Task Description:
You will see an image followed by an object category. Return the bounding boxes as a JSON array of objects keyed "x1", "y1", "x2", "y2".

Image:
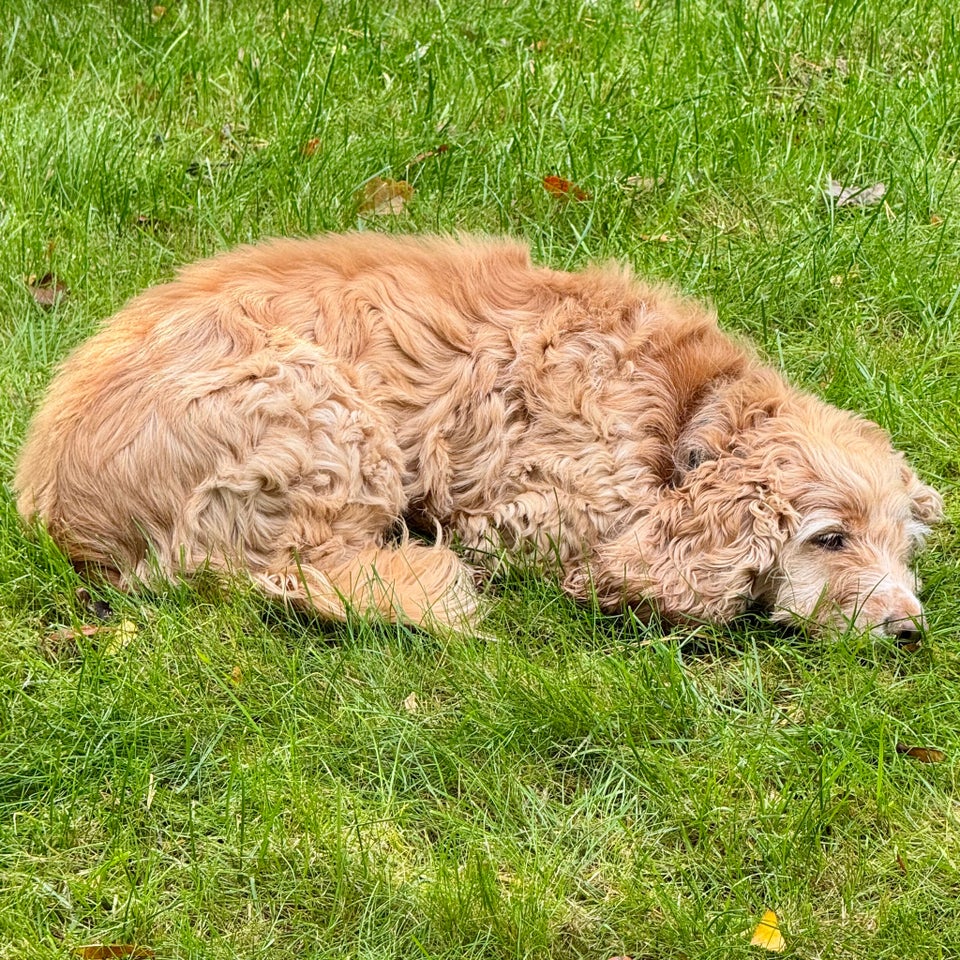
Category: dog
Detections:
[{"x1": 15, "y1": 233, "x2": 942, "y2": 637}]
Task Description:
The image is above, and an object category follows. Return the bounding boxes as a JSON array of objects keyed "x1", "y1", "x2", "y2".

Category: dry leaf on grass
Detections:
[
  {"x1": 74, "y1": 946, "x2": 154, "y2": 960},
  {"x1": 402, "y1": 692, "x2": 419, "y2": 713},
  {"x1": 300, "y1": 137, "x2": 321, "y2": 157},
  {"x1": 42, "y1": 620, "x2": 137, "y2": 661},
  {"x1": 896, "y1": 743, "x2": 946, "y2": 763},
  {"x1": 749, "y1": 909, "x2": 786, "y2": 952},
  {"x1": 150, "y1": 5, "x2": 166, "y2": 22},
  {"x1": 26, "y1": 273, "x2": 69, "y2": 308},
  {"x1": 230, "y1": 665, "x2": 243, "y2": 686},
  {"x1": 358, "y1": 177, "x2": 414, "y2": 217},
  {"x1": 543, "y1": 175, "x2": 590, "y2": 201},
  {"x1": 407, "y1": 144, "x2": 450, "y2": 166},
  {"x1": 827, "y1": 178, "x2": 887, "y2": 208},
  {"x1": 620, "y1": 175, "x2": 666, "y2": 195}
]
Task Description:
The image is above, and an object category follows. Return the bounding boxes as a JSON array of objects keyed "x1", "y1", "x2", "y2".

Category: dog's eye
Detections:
[{"x1": 811, "y1": 531, "x2": 847, "y2": 551}]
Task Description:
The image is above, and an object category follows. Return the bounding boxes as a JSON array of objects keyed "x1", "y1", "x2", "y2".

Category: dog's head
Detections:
[{"x1": 678, "y1": 383, "x2": 943, "y2": 639}]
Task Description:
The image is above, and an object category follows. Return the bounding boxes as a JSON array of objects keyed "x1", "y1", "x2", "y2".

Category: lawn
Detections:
[{"x1": 1, "y1": 0, "x2": 959, "y2": 957}]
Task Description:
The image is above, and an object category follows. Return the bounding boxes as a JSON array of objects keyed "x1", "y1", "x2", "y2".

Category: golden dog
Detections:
[{"x1": 15, "y1": 233, "x2": 942, "y2": 637}]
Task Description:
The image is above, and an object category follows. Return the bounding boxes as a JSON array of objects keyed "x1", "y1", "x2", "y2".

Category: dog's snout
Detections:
[
  {"x1": 878, "y1": 593, "x2": 926, "y2": 646},
  {"x1": 886, "y1": 619, "x2": 923, "y2": 645}
]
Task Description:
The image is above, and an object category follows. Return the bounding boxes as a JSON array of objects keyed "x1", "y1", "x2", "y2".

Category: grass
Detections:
[{"x1": 0, "y1": 0, "x2": 959, "y2": 956}]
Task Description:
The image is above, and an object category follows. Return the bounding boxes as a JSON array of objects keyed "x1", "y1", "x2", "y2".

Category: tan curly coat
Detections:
[{"x1": 15, "y1": 233, "x2": 942, "y2": 637}]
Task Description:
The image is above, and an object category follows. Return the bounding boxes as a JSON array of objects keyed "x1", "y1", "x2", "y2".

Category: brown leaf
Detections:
[
  {"x1": 150, "y1": 5, "x2": 167, "y2": 22},
  {"x1": 358, "y1": 177, "x2": 414, "y2": 217},
  {"x1": 74, "y1": 946, "x2": 155, "y2": 960},
  {"x1": 827, "y1": 178, "x2": 887, "y2": 208},
  {"x1": 402, "y1": 692, "x2": 419, "y2": 713},
  {"x1": 407, "y1": 143, "x2": 450, "y2": 166},
  {"x1": 896, "y1": 852, "x2": 908, "y2": 875},
  {"x1": 65, "y1": 624, "x2": 106, "y2": 640},
  {"x1": 896, "y1": 743, "x2": 946, "y2": 763},
  {"x1": 300, "y1": 137, "x2": 321, "y2": 157},
  {"x1": 543, "y1": 175, "x2": 589, "y2": 201},
  {"x1": 231, "y1": 665, "x2": 243, "y2": 686},
  {"x1": 41, "y1": 621, "x2": 137, "y2": 661},
  {"x1": 26, "y1": 273, "x2": 69, "y2": 308},
  {"x1": 930, "y1": 213, "x2": 944, "y2": 226}
]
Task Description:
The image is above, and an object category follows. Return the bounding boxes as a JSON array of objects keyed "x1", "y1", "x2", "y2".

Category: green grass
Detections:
[{"x1": 1, "y1": 0, "x2": 959, "y2": 957}]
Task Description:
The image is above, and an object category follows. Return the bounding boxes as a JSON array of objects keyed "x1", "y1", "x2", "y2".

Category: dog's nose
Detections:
[{"x1": 881, "y1": 608, "x2": 926, "y2": 646}]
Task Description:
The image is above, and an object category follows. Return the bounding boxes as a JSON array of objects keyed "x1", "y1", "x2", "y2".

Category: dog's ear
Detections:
[
  {"x1": 902, "y1": 465, "x2": 943, "y2": 528},
  {"x1": 673, "y1": 371, "x2": 786, "y2": 484},
  {"x1": 577, "y1": 454, "x2": 798, "y2": 622}
]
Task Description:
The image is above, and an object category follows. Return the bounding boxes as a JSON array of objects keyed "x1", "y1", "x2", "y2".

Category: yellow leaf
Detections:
[
  {"x1": 750, "y1": 909, "x2": 786, "y2": 952},
  {"x1": 102, "y1": 619, "x2": 138, "y2": 655},
  {"x1": 74, "y1": 946, "x2": 154, "y2": 960},
  {"x1": 357, "y1": 177, "x2": 414, "y2": 217}
]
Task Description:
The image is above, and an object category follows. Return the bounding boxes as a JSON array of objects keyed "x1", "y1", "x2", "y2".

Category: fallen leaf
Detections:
[
  {"x1": 750, "y1": 909, "x2": 786, "y2": 952},
  {"x1": 26, "y1": 273, "x2": 69, "y2": 308},
  {"x1": 102, "y1": 619, "x2": 138, "y2": 655},
  {"x1": 231, "y1": 665, "x2": 243, "y2": 685},
  {"x1": 639, "y1": 233, "x2": 674, "y2": 243},
  {"x1": 930, "y1": 213, "x2": 944, "y2": 226},
  {"x1": 300, "y1": 137, "x2": 321, "y2": 157},
  {"x1": 402, "y1": 692, "x2": 419, "y2": 713},
  {"x1": 620, "y1": 175, "x2": 666, "y2": 195},
  {"x1": 543, "y1": 175, "x2": 589, "y2": 201},
  {"x1": 41, "y1": 620, "x2": 137, "y2": 661},
  {"x1": 407, "y1": 144, "x2": 450, "y2": 166},
  {"x1": 151, "y1": 5, "x2": 167, "y2": 22},
  {"x1": 358, "y1": 177, "x2": 414, "y2": 216},
  {"x1": 827, "y1": 177, "x2": 887, "y2": 208},
  {"x1": 896, "y1": 743, "x2": 946, "y2": 763},
  {"x1": 74, "y1": 946, "x2": 155, "y2": 960},
  {"x1": 46, "y1": 624, "x2": 101, "y2": 643}
]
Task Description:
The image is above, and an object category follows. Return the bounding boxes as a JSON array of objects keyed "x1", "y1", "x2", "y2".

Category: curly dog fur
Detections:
[{"x1": 15, "y1": 233, "x2": 942, "y2": 636}]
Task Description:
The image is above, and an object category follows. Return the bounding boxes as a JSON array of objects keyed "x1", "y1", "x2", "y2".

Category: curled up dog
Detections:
[{"x1": 15, "y1": 233, "x2": 942, "y2": 638}]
